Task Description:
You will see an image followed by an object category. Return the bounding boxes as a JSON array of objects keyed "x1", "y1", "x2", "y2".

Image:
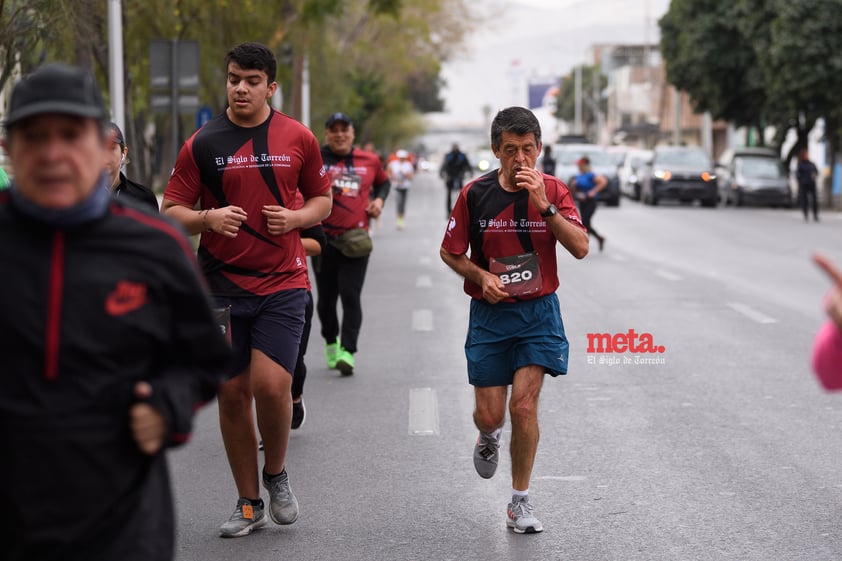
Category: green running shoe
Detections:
[
  {"x1": 325, "y1": 342, "x2": 339, "y2": 369},
  {"x1": 335, "y1": 347, "x2": 355, "y2": 376}
]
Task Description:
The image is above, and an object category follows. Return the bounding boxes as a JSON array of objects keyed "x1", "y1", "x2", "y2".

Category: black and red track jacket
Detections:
[{"x1": 0, "y1": 191, "x2": 230, "y2": 561}]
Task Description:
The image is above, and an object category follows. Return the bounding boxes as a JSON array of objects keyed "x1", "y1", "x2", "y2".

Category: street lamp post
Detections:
[{"x1": 107, "y1": 0, "x2": 125, "y2": 132}]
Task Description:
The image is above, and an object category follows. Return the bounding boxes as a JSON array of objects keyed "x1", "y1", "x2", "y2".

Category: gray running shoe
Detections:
[
  {"x1": 507, "y1": 495, "x2": 543, "y2": 534},
  {"x1": 219, "y1": 498, "x2": 268, "y2": 538},
  {"x1": 263, "y1": 468, "x2": 299, "y2": 524},
  {"x1": 473, "y1": 431, "x2": 500, "y2": 479}
]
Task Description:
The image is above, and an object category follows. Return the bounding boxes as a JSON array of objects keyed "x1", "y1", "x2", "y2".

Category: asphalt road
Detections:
[{"x1": 169, "y1": 171, "x2": 842, "y2": 561}]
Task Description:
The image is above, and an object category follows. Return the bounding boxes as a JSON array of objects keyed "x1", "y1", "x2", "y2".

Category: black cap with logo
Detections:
[{"x1": 325, "y1": 112, "x2": 353, "y2": 128}]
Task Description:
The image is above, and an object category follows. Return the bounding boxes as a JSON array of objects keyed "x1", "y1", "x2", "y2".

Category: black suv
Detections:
[
  {"x1": 715, "y1": 147, "x2": 792, "y2": 207},
  {"x1": 639, "y1": 146, "x2": 717, "y2": 207}
]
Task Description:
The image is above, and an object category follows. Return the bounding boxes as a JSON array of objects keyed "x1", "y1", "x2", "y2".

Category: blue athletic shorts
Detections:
[
  {"x1": 214, "y1": 289, "x2": 307, "y2": 378},
  {"x1": 465, "y1": 293, "x2": 569, "y2": 387}
]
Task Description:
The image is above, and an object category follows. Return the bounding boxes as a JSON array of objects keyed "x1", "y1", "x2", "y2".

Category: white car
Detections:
[{"x1": 618, "y1": 148, "x2": 653, "y2": 201}]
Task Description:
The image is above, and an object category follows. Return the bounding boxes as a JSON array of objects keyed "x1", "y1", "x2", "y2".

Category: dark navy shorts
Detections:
[
  {"x1": 465, "y1": 293, "x2": 569, "y2": 387},
  {"x1": 214, "y1": 289, "x2": 307, "y2": 378}
]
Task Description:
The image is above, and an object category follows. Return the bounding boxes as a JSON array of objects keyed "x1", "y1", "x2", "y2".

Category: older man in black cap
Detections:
[{"x1": 0, "y1": 63, "x2": 229, "y2": 561}]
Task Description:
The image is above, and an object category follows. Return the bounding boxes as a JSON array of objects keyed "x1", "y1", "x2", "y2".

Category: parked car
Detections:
[
  {"x1": 551, "y1": 144, "x2": 621, "y2": 206},
  {"x1": 639, "y1": 146, "x2": 717, "y2": 207},
  {"x1": 605, "y1": 145, "x2": 629, "y2": 168},
  {"x1": 715, "y1": 147, "x2": 792, "y2": 207},
  {"x1": 618, "y1": 148, "x2": 653, "y2": 201}
]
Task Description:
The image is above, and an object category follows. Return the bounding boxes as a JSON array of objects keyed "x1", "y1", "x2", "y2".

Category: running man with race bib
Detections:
[{"x1": 440, "y1": 106, "x2": 588, "y2": 535}]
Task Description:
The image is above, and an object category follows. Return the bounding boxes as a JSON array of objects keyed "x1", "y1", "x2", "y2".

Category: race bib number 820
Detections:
[{"x1": 488, "y1": 252, "x2": 542, "y2": 297}]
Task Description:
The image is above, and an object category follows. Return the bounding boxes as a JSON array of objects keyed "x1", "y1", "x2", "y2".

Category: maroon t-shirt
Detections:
[
  {"x1": 320, "y1": 147, "x2": 389, "y2": 237},
  {"x1": 441, "y1": 170, "x2": 585, "y2": 302},
  {"x1": 165, "y1": 109, "x2": 330, "y2": 296}
]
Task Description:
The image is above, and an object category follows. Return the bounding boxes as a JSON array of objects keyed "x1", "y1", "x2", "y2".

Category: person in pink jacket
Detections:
[{"x1": 812, "y1": 253, "x2": 842, "y2": 390}]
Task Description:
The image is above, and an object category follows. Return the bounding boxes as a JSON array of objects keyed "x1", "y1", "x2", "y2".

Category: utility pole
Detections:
[
  {"x1": 574, "y1": 64, "x2": 582, "y2": 135},
  {"x1": 107, "y1": 0, "x2": 124, "y2": 131},
  {"x1": 593, "y1": 63, "x2": 602, "y2": 144},
  {"x1": 672, "y1": 88, "x2": 681, "y2": 145},
  {"x1": 301, "y1": 54, "x2": 310, "y2": 128}
]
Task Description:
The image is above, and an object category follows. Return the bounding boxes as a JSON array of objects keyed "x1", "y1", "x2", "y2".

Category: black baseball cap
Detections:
[
  {"x1": 4, "y1": 63, "x2": 107, "y2": 127},
  {"x1": 325, "y1": 112, "x2": 353, "y2": 128}
]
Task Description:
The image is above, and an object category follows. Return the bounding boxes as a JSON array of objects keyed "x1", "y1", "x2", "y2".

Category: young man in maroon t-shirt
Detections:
[{"x1": 163, "y1": 42, "x2": 331, "y2": 538}]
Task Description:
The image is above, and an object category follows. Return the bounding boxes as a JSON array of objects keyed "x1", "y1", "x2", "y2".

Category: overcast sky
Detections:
[{"x1": 437, "y1": 0, "x2": 671, "y2": 125}]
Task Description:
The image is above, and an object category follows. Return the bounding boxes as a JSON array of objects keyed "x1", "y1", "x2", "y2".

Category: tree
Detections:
[
  {"x1": 660, "y1": 0, "x2": 842, "y2": 184},
  {"x1": 757, "y1": 0, "x2": 842, "y2": 198},
  {"x1": 659, "y1": 0, "x2": 766, "y2": 143},
  {"x1": 0, "y1": 0, "x2": 71, "y2": 92},
  {"x1": 2, "y1": 0, "x2": 478, "y2": 188},
  {"x1": 554, "y1": 64, "x2": 606, "y2": 142},
  {"x1": 760, "y1": 1, "x2": 842, "y2": 145}
]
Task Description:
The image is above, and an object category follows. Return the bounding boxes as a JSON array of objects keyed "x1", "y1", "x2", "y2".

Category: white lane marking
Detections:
[
  {"x1": 412, "y1": 309, "x2": 433, "y2": 331},
  {"x1": 416, "y1": 275, "x2": 432, "y2": 288},
  {"x1": 408, "y1": 387, "x2": 439, "y2": 435},
  {"x1": 655, "y1": 268, "x2": 682, "y2": 281},
  {"x1": 727, "y1": 302, "x2": 777, "y2": 324},
  {"x1": 419, "y1": 256, "x2": 432, "y2": 265},
  {"x1": 609, "y1": 253, "x2": 629, "y2": 262},
  {"x1": 533, "y1": 475, "x2": 587, "y2": 482}
]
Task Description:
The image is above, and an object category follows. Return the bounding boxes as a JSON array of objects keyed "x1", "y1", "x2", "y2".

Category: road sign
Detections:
[
  {"x1": 196, "y1": 105, "x2": 213, "y2": 129},
  {"x1": 149, "y1": 39, "x2": 199, "y2": 115},
  {"x1": 149, "y1": 40, "x2": 199, "y2": 92},
  {"x1": 150, "y1": 94, "x2": 200, "y2": 114},
  {"x1": 150, "y1": 39, "x2": 200, "y2": 166}
]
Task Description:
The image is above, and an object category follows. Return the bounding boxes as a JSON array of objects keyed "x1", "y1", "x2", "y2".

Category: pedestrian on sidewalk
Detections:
[
  {"x1": 440, "y1": 106, "x2": 588, "y2": 534},
  {"x1": 162, "y1": 42, "x2": 332, "y2": 538},
  {"x1": 0, "y1": 62, "x2": 229, "y2": 560},
  {"x1": 796, "y1": 148, "x2": 819, "y2": 222}
]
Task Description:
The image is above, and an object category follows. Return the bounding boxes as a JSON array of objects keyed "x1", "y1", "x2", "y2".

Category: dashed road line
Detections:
[
  {"x1": 655, "y1": 268, "x2": 682, "y2": 281},
  {"x1": 412, "y1": 309, "x2": 433, "y2": 331},
  {"x1": 727, "y1": 302, "x2": 777, "y2": 324},
  {"x1": 408, "y1": 387, "x2": 439, "y2": 435}
]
